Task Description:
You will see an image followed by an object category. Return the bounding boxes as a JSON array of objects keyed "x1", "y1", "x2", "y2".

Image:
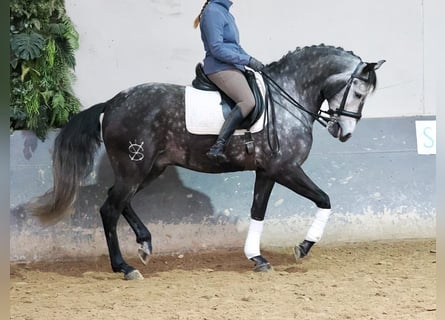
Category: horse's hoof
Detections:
[
  {"x1": 250, "y1": 255, "x2": 272, "y2": 272},
  {"x1": 124, "y1": 269, "x2": 144, "y2": 280},
  {"x1": 138, "y1": 242, "x2": 151, "y2": 265},
  {"x1": 293, "y1": 245, "x2": 304, "y2": 260}
]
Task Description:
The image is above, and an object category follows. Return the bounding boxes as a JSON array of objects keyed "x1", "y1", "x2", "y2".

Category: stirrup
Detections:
[{"x1": 206, "y1": 140, "x2": 228, "y2": 162}]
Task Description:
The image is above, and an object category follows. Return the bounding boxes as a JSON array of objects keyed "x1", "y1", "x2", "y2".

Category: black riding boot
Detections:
[{"x1": 206, "y1": 106, "x2": 244, "y2": 162}]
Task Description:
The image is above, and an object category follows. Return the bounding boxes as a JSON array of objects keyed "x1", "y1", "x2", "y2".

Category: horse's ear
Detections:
[
  {"x1": 363, "y1": 60, "x2": 386, "y2": 73},
  {"x1": 373, "y1": 60, "x2": 386, "y2": 70}
]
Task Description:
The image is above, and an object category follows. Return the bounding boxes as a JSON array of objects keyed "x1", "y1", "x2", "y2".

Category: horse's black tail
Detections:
[{"x1": 30, "y1": 102, "x2": 107, "y2": 224}]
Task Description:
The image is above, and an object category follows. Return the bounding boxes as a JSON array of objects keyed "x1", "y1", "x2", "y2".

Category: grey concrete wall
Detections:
[{"x1": 10, "y1": 116, "x2": 435, "y2": 262}]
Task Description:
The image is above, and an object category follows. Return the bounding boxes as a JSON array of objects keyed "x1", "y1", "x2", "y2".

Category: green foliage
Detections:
[
  {"x1": 10, "y1": 0, "x2": 81, "y2": 140},
  {"x1": 10, "y1": 31, "x2": 45, "y2": 61}
]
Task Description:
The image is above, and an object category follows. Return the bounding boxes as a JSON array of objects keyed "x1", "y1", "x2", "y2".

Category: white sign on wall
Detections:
[{"x1": 415, "y1": 121, "x2": 436, "y2": 155}]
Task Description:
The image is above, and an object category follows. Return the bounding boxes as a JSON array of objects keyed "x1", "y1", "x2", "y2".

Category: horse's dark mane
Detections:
[
  {"x1": 268, "y1": 44, "x2": 377, "y2": 91},
  {"x1": 269, "y1": 44, "x2": 362, "y2": 68}
]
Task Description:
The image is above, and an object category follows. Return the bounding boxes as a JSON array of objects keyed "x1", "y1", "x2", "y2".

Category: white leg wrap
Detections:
[
  {"x1": 244, "y1": 219, "x2": 264, "y2": 259},
  {"x1": 305, "y1": 208, "x2": 331, "y2": 242}
]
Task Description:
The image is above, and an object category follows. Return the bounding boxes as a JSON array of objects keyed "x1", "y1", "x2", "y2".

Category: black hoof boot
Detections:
[
  {"x1": 250, "y1": 255, "x2": 271, "y2": 272},
  {"x1": 294, "y1": 240, "x2": 315, "y2": 259},
  {"x1": 206, "y1": 139, "x2": 228, "y2": 162}
]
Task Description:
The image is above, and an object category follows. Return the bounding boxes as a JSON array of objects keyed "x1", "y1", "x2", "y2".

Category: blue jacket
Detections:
[{"x1": 200, "y1": 0, "x2": 251, "y2": 74}]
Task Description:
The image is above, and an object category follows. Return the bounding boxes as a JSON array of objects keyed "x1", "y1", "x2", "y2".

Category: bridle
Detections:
[
  {"x1": 321, "y1": 62, "x2": 369, "y2": 121},
  {"x1": 261, "y1": 61, "x2": 369, "y2": 128}
]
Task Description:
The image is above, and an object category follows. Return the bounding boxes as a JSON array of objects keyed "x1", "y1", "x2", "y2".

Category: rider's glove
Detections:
[{"x1": 248, "y1": 57, "x2": 264, "y2": 72}]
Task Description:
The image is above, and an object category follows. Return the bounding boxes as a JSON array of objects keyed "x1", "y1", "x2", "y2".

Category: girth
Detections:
[{"x1": 191, "y1": 63, "x2": 265, "y2": 129}]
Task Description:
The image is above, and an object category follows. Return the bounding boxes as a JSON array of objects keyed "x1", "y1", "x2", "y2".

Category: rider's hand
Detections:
[{"x1": 248, "y1": 57, "x2": 264, "y2": 72}]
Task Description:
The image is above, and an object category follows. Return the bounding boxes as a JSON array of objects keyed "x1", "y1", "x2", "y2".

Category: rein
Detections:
[
  {"x1": 260, "y1": 61, "x2": 366, "y2": 128},
  {"x1": 261, "y1": 72, "x2": 331, "y2": 128}
]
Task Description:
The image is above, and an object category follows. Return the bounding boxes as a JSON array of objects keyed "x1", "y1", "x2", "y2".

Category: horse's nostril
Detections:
[{"x1": 340, "y1": 133, "x2": 352, "y2": 142}]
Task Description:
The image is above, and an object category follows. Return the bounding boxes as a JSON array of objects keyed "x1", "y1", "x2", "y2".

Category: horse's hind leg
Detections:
[
  {"x1": 100, "y1": 181, "x2": 143, "y2": 280},
  {"x1": 122, "y1": 203, "x2": 152, "y2": 265},
  {"x1": 120, "y1": 166, "x2": 166, "y2": 265},
  {"x1": 245, "y1": 170, "x2": 276, "y2": 272}
]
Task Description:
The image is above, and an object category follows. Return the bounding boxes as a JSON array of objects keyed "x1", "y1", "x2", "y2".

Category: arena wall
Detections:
[
  {"x1": 10, "y1": 116, "x2": 435, "y2": 261},
  {"x1": 65, "y1": 0, "x2": 439, "y2": 117}
]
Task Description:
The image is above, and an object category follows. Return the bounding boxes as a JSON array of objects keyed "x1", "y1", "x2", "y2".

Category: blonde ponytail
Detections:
[{"x1": 193, "y1": 0, "x2": 210, "y2": 29}]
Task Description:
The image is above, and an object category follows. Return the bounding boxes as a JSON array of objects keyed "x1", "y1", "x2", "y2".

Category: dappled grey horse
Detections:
[{"x1": 33, "y1": 45, "x2": 384, "y2": 280}]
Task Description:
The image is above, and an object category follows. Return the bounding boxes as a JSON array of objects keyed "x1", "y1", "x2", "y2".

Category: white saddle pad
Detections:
[{"x1": 185, "y1": 71, "x2": 267, "y2": 135}]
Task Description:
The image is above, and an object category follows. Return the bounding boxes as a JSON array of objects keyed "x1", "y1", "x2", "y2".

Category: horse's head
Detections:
[{"x1": 323, "y1": 60, "x2": 385, "y2": 142}]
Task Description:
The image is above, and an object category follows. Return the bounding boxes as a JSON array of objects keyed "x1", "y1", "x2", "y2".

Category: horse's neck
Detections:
[{"x1": 264, "y1": 67, "x2": 324, "y2": 120}]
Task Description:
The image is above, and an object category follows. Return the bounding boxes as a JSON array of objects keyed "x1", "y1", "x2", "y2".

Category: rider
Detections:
[{"x1": 194, "y1": 0, "x2": 264, "y2": 162}]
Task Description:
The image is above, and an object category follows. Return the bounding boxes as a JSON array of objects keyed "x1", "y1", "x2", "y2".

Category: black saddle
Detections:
[{"x1": 191, "y1": 63, "x2": 265, "y2": 129}]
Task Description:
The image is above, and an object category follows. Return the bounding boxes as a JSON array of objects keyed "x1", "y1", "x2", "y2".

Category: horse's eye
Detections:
[{"x1": 354, "y1": 93, "x2": 363, "y2": 99}]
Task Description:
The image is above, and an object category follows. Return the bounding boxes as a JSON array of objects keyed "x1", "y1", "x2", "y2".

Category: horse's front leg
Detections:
[
  {"x1": 293, "y1": 208, "x2": 331, "y2": 259},
  {"x1": 273, "y1": 165, "x2": 332, "y2": 260},
  {"x1": 245, "y1": 170, "x2": 275, "y2": 272}
]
